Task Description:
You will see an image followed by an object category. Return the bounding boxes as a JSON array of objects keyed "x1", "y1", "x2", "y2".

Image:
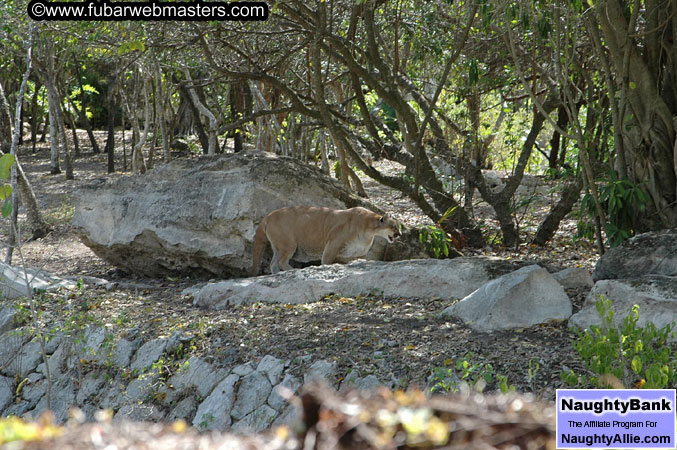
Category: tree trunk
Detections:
[
  {"x1": 177, "y1": 82, "x2": 210, "y2": 153},
  {"x1": 594, "y1": 0, "x2": 677, "y2": 226},
  {"x1": 154, "y1": 59, "x2": 170, "y2": 163},
  {"x1": 533, "y1": 173, "x2": 583, "y2": 245},
  {"x1": 105, "y1": 77, "x2": 117, "y2": 173},
  {"x1": 0, "y1": 69, "x2": 50, "y2": 241}
]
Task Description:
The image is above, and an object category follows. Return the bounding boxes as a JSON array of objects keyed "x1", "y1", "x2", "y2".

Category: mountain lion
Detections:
[{"x1": 251, "y1": 206, "x2": 400, "y2": 276}]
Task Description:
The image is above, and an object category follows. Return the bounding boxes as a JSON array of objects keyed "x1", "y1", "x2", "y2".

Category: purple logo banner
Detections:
[{"x1": 557, "y1": 389, "x2": 676, "y2": 449}]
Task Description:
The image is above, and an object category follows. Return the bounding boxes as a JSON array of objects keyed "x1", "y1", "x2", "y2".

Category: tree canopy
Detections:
[{"x1": 1, "y1": 0, "x2": 676, "y2": 251}]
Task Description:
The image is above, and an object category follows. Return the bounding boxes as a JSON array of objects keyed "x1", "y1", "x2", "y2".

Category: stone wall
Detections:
[{"x1": 0, "y1": 320, "x2": 374, "y2": 431}]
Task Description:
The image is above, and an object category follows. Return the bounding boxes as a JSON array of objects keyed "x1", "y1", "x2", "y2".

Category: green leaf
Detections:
[
  {"x1": 0, "y1": 154, "x2": 15, "y2": 180},
  {"x1": 0, "y1": 184, "x2": 12, "y2": 201},
  {"x1": 2, "y1": 199, "x2": 12, "y2": 218}
]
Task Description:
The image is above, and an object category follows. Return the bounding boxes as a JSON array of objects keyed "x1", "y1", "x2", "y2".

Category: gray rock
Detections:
[
  {"x1": 483, "y1": 170, "x2": 505, "y2": 193},
  {"x1": 37, "y1": 342, "x2": 70, "y2": 377},
  {"x1": 552, "y1": 268, "x2": 594, "y2": 289},
  {"x1": 569, "y1": 276, "x2": 677, "y2": 341},
  {"x1": 43, "y1": 333, "x2": 62, "y2": 354},
  {"x1": 114, "y1": 403, "x2": 165, "y2": 422},
  {"x1": 22, "y1": 378, "x2": 47, "y2": 408},
  {"x1": 232, "y1": 363, "x2": 255, "y2": 377},
  {"x1": 231, "y1": 404, "x2": 278, "y2": 433},
  {"x1": 0, "y1": 307, "x2": 18, "y2": 334},
  {"x1": 98, "y1": 382, "x2": 126, "y2": 411},
  {"x1": 340, "y1": 374, "x2": 382, "y2": 392},
  {"x1": 271, "y1": 404, "x2": 301, "y2": 428},
  {"x1": 125, "y1": 374, "x2": 159, "y2": 403},
  {"x1": 593, "y1": 228, "x2": 677, "y2": 281},
  {"x1": 0, "y1": 262, "x2": 77, "y2": 299},
  {"x1": 33, "y1": 377, "x2": 77, "y2": 423},
  {"x1": 3, "y1": 338, "x2": 43, "y2": 378},
  {"x1": 191, "y1": 257, "x2": 531, "y2": 310},
  {"x1": 231, "y1": 370, "x2": 272, "y2": 421},
  {"x1": 268, "y1": 374, "x2": 301, "y2": 412},
  {"x1": 440, "y1": 265, "x2": 572, "y2": 332},
  {"x1": 4, "y1": 400, "x2": 30, "y2": 417},
  {"x1": 257, "y1": 355, "x2": 285, "y2": 386},
  {"x1": 72, "y1": 151, "x2": 380, "y2": 278},
  {"x1": 168, "y1": 396, "x2": 198, "y2": 422},
  {"x1": 76, "y1": 371, "x2": 107, "y2": 405},
  {"x1": 77, "y1": 326, "x2": 109, "y2": 363},
  {"x1": 130, "y1": 338, "x2": 168, "y2": 371},
  {"x1": 112, "y1": 338, "x2": 138, "y2": 367},
  {"x1": 304, "y1": 360, "x2": 338, "y2": 387},
  {"x1": 193, "y1": 374, "x2": 239, "y2": 431},
  {"x1": 0, "y1": 375, "x2": 15, "y2": 411},
  {"x1": 167, "y1": 356, "x2": 227, "y2": 400},
  {"x1": 0, "y1": 329, "x2": 30, "y2": 377}
]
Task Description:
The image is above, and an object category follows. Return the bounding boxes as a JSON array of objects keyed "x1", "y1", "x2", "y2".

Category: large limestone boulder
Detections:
[
  {"x1": 187, "y1": 257, "x2": 532, "y2": 310},
  {"x1": 593, "y1": 228, "x2": 677, "y2": 281},
  {"x1": 569, "y1": 276, "x2": 677, "y2": 340},
  {"x1": 73, "y1": 152, "x2": 425, "y2": 278},
  {"x1": 439, "y1": 265, "x2": 572, "y2": 332}
]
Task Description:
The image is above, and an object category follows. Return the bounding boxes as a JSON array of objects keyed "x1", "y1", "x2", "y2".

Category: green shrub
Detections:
[
  {"x1": 418, "y1": 225, "x2": 452, "y2": 259},
  {"x1": 577, "y1": 170, "x2": 649, "y2": 247},
  {"x1": 562, "y1": 296, "x2": 677, "y2": 388},
  {"x1": 429, "y1": 353, "x2": 514, "y2": 394}
]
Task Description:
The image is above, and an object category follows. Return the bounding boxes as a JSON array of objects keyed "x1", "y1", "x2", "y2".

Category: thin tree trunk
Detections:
[
  {"x1": 105, "y1": 78, "x2": 117, "y2": 173},
  {"x1": 154, "y1": 59, "x2": 170, "y2": 163}
]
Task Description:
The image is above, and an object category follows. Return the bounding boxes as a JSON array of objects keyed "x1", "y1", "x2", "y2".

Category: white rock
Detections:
[
  {"x1": 0, "y1": 262, "x2": 77, "y2": 299},
  {"x1": 440, "y1": 265, "x2": 572, "y2": 332},
  {"x1": 569, "y1": 276, "x2": 677, "y2": 341},
  {"x1": 552, "y1": 268, "x2": 594, "y2": 289},
  {"x1": 72, "y1": 151, "x2": 377, "y2": 278},
  {"x1": 191, "y1": 257, "x2": 529, "y2": 310}
]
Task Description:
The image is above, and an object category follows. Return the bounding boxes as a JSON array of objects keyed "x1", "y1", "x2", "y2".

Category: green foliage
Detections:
[
  {"x1": 418, "y1": 225, "x2": 451, "y2": 258},
  {"x1": 429, "y1": 353, "x2": 514, "y2": 394},
  {"x1": 562, "y1": 296, "x2": 677, "y2": 389},
  {"x1": 0, "y1": 154, "x2": 15, "y2": 218},
  {"x1": 577, "y1": 170, "x2": 649, "y2": 247},
  {"x1": 418, "y1": 207, "x2": 457, "y2": 259}
]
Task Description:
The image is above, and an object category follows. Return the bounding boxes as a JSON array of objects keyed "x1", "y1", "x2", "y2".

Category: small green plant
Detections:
[
  {"x1": 577, "y1": 170, "x2": 649, "y2": 247},
  {"x1": 429, "y1": 353, "x2": 513, "y2": 394},
  {"x1": 562, "y1": 296, "x2": 677, "y2": 388},
  {"x1": 418, "y1": 206, "x2": 457, "y2": 259},
  {"x1": 419, "y1": 225, "x2": 452, "y2": 258}
]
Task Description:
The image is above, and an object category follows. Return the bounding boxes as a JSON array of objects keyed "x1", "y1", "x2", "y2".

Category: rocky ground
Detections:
[{"x1": 3, "y1": 132, "x2": 600, "y2": 404}]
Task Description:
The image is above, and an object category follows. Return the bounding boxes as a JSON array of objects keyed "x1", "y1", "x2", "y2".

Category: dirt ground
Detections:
[{"x1": 3, "y1": 131, "x2": 600, "y2": 401}]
